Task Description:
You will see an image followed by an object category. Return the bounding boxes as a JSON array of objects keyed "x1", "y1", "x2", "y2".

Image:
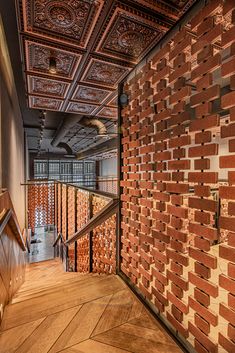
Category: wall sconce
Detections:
[{"x1": 49, "y1": 57, "x2": 57, "y2": 74}]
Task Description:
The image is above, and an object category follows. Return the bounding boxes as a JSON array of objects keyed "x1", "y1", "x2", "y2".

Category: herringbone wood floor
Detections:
[{"x1": 0, "y1": 260, "x2": 183, "y2": 353}]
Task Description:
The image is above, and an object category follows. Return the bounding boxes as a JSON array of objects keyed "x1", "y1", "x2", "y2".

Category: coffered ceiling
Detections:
[
  {"x1": 17, "y1": 0, "x2": 196, "y2": 122},
  {"x1": 0, "y1": 0, "x2": 197, "y2": 158}
]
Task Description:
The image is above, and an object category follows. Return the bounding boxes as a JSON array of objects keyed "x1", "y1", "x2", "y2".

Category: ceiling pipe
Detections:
[
  {"x1": 78, "y1": 117, "x2": 107, "y2": 136},
  {"x1": 51, "y1": 114, "x2": 83, "y2": 147},
  {"x1": 57, "y1": 142, "x2": 75, "y2": 156},
  {"x1": 76, "y1": 137, "x2": 118, "y2": 160}
]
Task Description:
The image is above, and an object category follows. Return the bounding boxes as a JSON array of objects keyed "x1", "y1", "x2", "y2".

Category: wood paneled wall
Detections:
[
  {"x1": 120, "y1": 1, "x2": 235, "y2": 352},
  {"x1": 0, "y1": 191, "x2": 26, "y2": 322}
]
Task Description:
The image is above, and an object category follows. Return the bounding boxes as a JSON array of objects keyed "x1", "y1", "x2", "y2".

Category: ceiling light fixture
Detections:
[{"x1": 49, "y1": 57, "x2": 57, "y2": 74}]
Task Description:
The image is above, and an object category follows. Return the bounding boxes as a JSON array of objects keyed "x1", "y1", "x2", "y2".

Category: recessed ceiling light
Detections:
[{"x1": 49, "y1": 57, "x2": 57, "y2": 74}]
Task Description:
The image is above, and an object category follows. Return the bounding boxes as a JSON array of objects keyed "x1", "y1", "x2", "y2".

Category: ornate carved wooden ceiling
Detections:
[{"x1": 17, "y1": 0, "x2": 196, "y2": 121}]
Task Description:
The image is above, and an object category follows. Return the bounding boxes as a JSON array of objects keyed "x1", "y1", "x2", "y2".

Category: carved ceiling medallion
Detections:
[
  {"x1": 82, "y1": 59, "x2": 130, "y2": 87},
  {"x1": 25, "y1": 40, "x2": 81, "y2": 79},
  {"x1": 98, "y1": 13, "x2": 162, "y2": 61},
  {"x1": 72, "y1": 85, "x2": 111, "y2": 104},
  {"x1": 29, "y1": 96, "x2": 63, "y2": 110},
  {"x1": 22, "y1": 0, "x2": 104, "y2": 47},
  {"x1": 28, "y1": 76, "x2": 69, "y2": 98},
  {"x1": 66, "y1": 102, "x2": 98, "y2": 114}
]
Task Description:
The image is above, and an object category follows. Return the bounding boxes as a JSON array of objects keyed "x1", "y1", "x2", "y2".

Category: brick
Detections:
[
  {"x1": 192, "y1": 24, "x2": 222, "y2": 55},
  {"x1": 221, "y1": 123, "x2": 235, "y2": 138},
  {"x1": 189, "y1": 272, "x2": 218, "y2": 298},
  {"x1": 169, "y1": 36, "x2": 192, "y2": 61},
  {"x1": 169, "y1": 86, "x2": 191, "y2": 105},
  {"x1": 195, "y1": 288, "x2": 210, "y2": 307},
  {"x1": 194, "y1": 210, "x2": 211, "y2": 225},
  {"x1": 189, "y1": 296, "x2": 218, "y2": 327},
  {"x1": 166, "y1": 248, "x2": 188, "y2": 266},
  {"x1": 172, "y1": 304, "x2": 183, "y2": 322},
  {"x1": 220, "y1": 303, "x2": 235, "y2": 326},
  {"x1": 189, "y1": 144, "x2": 218, "y2": 158},
  {"x1": 151, "y1": 43, "x2": 170, "y2": 67},
  {"x1": 188, "y1": 322, "x2": 218, "y2": 353},
  {"x1": 190, "y1": 85, "x2": 220, "y2": 107},
  {"x1": 189, "y1": 247, "x2": 217, "y2": 269},
  {"x1": 167, "y1": 226, "x2": 187, "y2": 242},
  {"x1": 197, "y1": 16, "x2": 214, "y2": 37},
  {"x1": 172, "y1": 172, "x2": 184, "y2": 182},
  {"x1": 219, "y1": 245, "x2": 235, "y2": 262},
  {"x1": 188, "y1": 197, "x2": 217, "y2": 213},
  {"x1": 167, "y1": 204, "x2": 188, "y2": 218},
  {"x1": 168, "y1": 135, "x2": 191, "y2": 148},
  {"x1": 219, "y1": 216, "x2": 235, "y2": 232},
  {"x1": 222, "y1": 56, "x2": 235, "y2": 78},
  {"x1": 166, "y1": 312, "x2": 189, "y2": 338},
  {"x1": 189, "y1": 115, "x2": 219, "y2": 132},
  {"x1": 195, "y1": 261, "x2": 211, "y2": 279},
  {"x1": 228, "y1": 232, "x2": 235, "y2": 247},
  {"x1": 196, "y1": 73, "x2": 213, "y2": 92},
  {"x1": 168, "y1": 160, "x2": 190, "y2": 170},
  {"x1": 195, "y1": 131, "x2": 212, "y2": 144},
  {"x1": 221, "y1": 91, "x2": 235, "y2": 109},
  {"x1": 166, "y1": 183, "x2": 189, "y2": 194},
  {"x1": 167, "y1": 291, "x2": 188, "y2": 314},
  {"x1": 169, "y1": 62, "x2": 191, "y2": 83},
  {"x1": 194, "y1": 314, "x2": 210, "y2": 335},
  {"x1": 229, "y1": 139, "x2": 235, "y2": 152},
  {"x1": 194, "y1": 339, "x2": 210, "y2": 353},
  {"x1": 219, "y1": 275, "x2": 235, "y2": 295},
  {"x1": 173, "y1": 148, "x2": 186, "y2": 159},
  {"x1": 192, "y1": 53, "x2": 220, "y2": 82},
  {"x1": 190, "y1": 0, "x2": 221, "y2": 29},
  {"x1": 228, "y1": 202, "x2": 235, "y2": 216},
  {"x1": 189, "y1": 222, "x2": 218, "y2": 241},
  {"x1": 220, "y1": 155, "x2": 235, "y2": 168},
  {"x1": 220, "y1": 186, "x2": 235, "y2": 200},
  {"x1": 188, "y1": 172, "x2": 218, "y2": 184},
  {"x1": 194, "y1": 159, "x2": 210, "y2": 170},
  {"x1": 228, "y1": 323, "x2": 235, "y2": 343},
  {"x1": 194, "y1": 185, "x2": 211, "y2": 197},
  {"x1": 194, "y1": 236, "x2": 210, "y2": 252},
  {"x1": 219, "y1": 333, "x2": 235, "y2": 353},
  {"x1": 222, "y1": 25, "x2": 235, "y2": 48},
  {"x1": 171, "y1": 195, "x2": 183, "y2": 206}
]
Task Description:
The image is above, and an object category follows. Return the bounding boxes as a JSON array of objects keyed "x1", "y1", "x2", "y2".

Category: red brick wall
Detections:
[{"x1": 120, "y1": 1, "x2": 235, "y2": 352}]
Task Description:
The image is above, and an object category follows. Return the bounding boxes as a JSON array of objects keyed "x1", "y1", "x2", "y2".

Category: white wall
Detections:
[
  {"x1": 99, "y1": 157, "x2": 117, "y2": 177},
  {"x1": 0, "y1": 17, "x2": 26, "y2": 229}
]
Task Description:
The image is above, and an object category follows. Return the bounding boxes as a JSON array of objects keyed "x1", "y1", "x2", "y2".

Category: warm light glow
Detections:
[{"x1": 49, "y1": 57, "x2": 57, "y2": 74}]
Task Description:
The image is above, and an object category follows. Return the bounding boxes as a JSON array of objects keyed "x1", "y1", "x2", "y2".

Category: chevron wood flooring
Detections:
[{"x1": 0, "y1": 260, "x2": 183, "y2": 353}]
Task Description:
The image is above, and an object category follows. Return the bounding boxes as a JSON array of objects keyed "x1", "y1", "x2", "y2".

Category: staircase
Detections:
[{"x1": 0, "y1": 259, "x2": 183, "y2": 353}]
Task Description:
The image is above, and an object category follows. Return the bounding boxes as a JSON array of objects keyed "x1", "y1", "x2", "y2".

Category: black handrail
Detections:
[{"x1": 0, "y1": 209, "x2": 26, "y2": 251}]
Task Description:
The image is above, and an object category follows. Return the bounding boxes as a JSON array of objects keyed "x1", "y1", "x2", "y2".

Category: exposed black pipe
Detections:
[{"x1": 51, "y1": 114, "x2": 83, "y2": 147}]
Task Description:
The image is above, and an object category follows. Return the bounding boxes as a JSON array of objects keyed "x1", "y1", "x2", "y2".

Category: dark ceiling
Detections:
[{"x1": 0, "y1": 0, "x2": 197, "y2": 157}]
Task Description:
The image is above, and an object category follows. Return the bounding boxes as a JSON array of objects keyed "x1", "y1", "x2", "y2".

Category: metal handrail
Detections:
[{"x1": 0, "y1": 209, "x2": 26, "y2": 251}]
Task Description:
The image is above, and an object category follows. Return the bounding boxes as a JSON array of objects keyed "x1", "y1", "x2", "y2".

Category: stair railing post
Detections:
[
  {"x1": 74, "y1": 187, "x2": 78, "y2": 272},
  {"x1": 89, "y1": 192, "x2": 93, "y2": 273},
  {"x1": 65, "y1": 184, "x2": 69, "y2": 271}
]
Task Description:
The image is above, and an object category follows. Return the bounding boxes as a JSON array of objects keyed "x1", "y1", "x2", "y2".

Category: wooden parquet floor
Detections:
[{"x1": 0, "y1": 260, "x2": 183, "y2": 353}]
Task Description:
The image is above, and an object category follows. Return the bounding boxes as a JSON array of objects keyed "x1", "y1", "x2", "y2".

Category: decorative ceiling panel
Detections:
[
  {"x1": 97, "y1": 107, "x2": 118, "y2": 119},
  {"x1": 107, "y1": 95, "x2": 118, "y2": 107},
  {"x1": 66, "y1": 102, "x2": 98, "y2": 115},
  {"x1": 95, "y1": 8, "x2": 164, "y2": 63},
  {"x1": 133, "y1": 0, "x2": 196, "y2": 20},
  {"x1": 28, "y1": 76, "x2": 70, "y2": 98},
  {"x1": 81, "y1": 58, "x2": 130, "y2": 88},
  {"x1": 14, "y1": 0, "x2": 197, "y2": 152},
  {"x1": 29, "y1": 96, "x2": 63, "y2": 111},
  {"x1": 25, "y1": 40, "x2": 81, "y2": 79},
  {"x1": 21, "y1": 0, "x2": 104, "y2": 48},
  {"x1": 72, "y1": 85, "x2": 111, "y2": 104}
]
